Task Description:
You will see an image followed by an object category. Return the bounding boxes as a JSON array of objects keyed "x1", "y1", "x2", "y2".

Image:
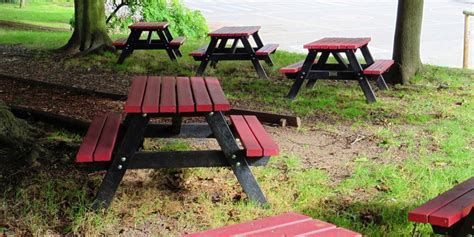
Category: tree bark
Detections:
[
  {"x1": 390, "y1": 0, "x2": 424, "y2": 84},
  {"x1": 19, "y1": 0, "x2": 26, "y2": 8},
  {"x1": 60, "y1": 0, "x2": 114, "y2": 55}
]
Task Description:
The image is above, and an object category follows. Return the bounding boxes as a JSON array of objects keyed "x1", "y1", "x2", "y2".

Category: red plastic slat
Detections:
[
  {"x1": 408, "y1": 177, "x2": 474, "y2": 223},
  {"x1": 205, "y1": 77, "x2": 231, "y2": 111},
  {"x1": 160, "y1": 76, "x2": 177, "y2": 113},
  {"x1": 129, "y1": 22, "x2": 169, "y2": 30},
  {"x1": 244, "y1": 116, "x2": 279, "y2": 156},
  {"x1": 230, "y1": 115, "x2": 263, "y2": 157},
  {"x1": 142, "y1": 76, "x2": 161, "y2": 113},
  {"x1": 429, "y1": 190, "x2": 474, "y2": 227},
  {"x1": 177, "y1": 77, "x2": 195, "y2": 113},
  {"x1": 76, "y1": 114, "x2": 107, "y2": 163},
  {"x1": 93, "y1": 113, "x2": 122, "y2": 162},
  {"x1": 244, "y1": 219, "x2": 335, "y2": 237},
  {"x1": 189, "y1": 46, "x2": 207, "y2": 57},
  {"x1": 304, "y1": 37, "x2": 371, "y2": 50},
  {"x1": 305, "y1": 228, "x2": 363, "y2": 237},
  {"x1": 363, "y1": 60, "x2": 395, "y2": 75},
  {"x1": 125, "y1": 76, "x2": 147, "y2": 113},
  {"x1": 279, "y1": 61, "x2": 305, "y2": 74},
  {"x1": 255, "y1": 44, "x2": 279, "y2": 56},
  {"x1": 184, "y1": 212, "x2": 312, "y2": 237},
  {"x1": 190, "y1": 77, "x2": 213, "y2": 112},
  {"x1": 209, "y1": 26, "x2": 261, "y2": 37},
  {"x1": 113, "y1": 38, "x2": 127, "y2": 47},
  {"x1": 170, "y1": 36, "x2": 186, "y2": 46}
]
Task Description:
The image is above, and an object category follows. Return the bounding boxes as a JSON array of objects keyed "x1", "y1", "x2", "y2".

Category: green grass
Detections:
[
  {"x1": 1, "y1": 2, "x2": 473, "y2": 236},
  {"x1": 0, "y1": 2, "x2": 73, "y2": 29}
]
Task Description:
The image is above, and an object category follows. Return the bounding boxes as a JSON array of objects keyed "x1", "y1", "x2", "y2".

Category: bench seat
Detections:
[
  {"x1": 408, "y1": 177, "x2": 474, "y2": 234},
  {"x1": 76, "y1": 113, "x2": 122, "y2": 163},
  {"x1": 255, "y1": 44, "x2": 279, "y2": 56},
  {"x1": 113, "y1": 38, "x2": 127, "y2": 49},
  {"x1": 230, "y1": 115, "x2": 278, "y2": 157},
  {"x1": 170, "y1": 36, "x2": 186, "y2": 46},
  {"x1": 189, "y1": 46, "x2": 208, "y2": 57},
  {"x1": 363, "y1": 59, "x2": 395, "y2": 75},
  {"x1": 279, "y1": 60, "x2": 318, "y2": 74},
  {"x1": 185, "y1": 212, "x2": 362, "y2": 237}
]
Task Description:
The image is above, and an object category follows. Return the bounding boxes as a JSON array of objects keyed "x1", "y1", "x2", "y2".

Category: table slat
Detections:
[
  {"x1": 176, "y1": 77, "x2": 195, "y2": 113},
  {"x1": 129, "y1": 22, "x2": 169, "y2": 30},
  {"x1": 125, "y1": 76, "x2": 147, "y2": 113},
  {"x1": 205, "y1": 77, "x2": 231, "y2": 111},
  {"x1": 244, "y1": 116, "x2": 279, "y2": 156},
  {"x1": 142, "y1": 76, "x2": 161, "y2": 113},
  {"x1": 94, "y1": 113, "x2": 122, "y2": 162},
  {"x1": 76, "y1": 114, "x2": 107, "y2": 163},
  {"x1": 304, "y1": 37, "x2": 371, "y2": 50},
  {"x1": 429, "y1": 189, "x2": 474, "y2": 227},
  {"x1": 209, "y1": 26, "x2": 261, "y2": 37},
  {"x1": 230, "y1": 115, "x2": 263, "y2": 157},
  {"x1": 244, "y1": 219, "x2": 335, "y2": 237},
  {"x1": 190, "y1": 77, "x2": 213, "y2": 112},
  {"x1": 160, "y1": 76, "x2": 177, "y2": 113}
]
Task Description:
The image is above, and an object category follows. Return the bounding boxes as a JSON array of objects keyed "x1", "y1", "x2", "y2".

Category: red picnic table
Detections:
[
  {"x1": 76, "y1": 76, "x2": 279, "y2": 209},
  {"x1": 113, "y1": 22, "x2": 186, "y2": 64},
  {"x1": 190, "y1": 26, "x2": 279, "y2": 79},
  {"x1": 280, "y1": 37, "x2": 394, "y2": 103}
]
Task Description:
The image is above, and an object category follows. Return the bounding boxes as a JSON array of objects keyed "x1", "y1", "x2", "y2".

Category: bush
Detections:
[{"x1": 107, "y1": 0, "x2": 208, "y2": 39}]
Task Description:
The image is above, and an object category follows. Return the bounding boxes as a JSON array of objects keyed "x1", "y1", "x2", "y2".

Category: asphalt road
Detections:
[{"x1": 184, "y1": 0, "x2": 474, "y2": 68}]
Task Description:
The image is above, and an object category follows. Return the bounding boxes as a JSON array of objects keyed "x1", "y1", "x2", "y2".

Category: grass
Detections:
[{"x1": 1, "y1": 2, "x2": 473, "y2": 236}]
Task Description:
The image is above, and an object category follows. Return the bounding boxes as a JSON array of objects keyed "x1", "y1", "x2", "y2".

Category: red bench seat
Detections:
[
  {"x1": 279, "y1": 60, "x2": 318, "y2": 74},
  {"x1": 255, "y1": 44, "x2": 279, "y2": 56},
  {"x1": 170, "y1": 37, "x2": 186, "y2": 46},
  {"x1": 184, "y1": 212, "x2": 362, "y2": 237},
  {"x1": 408, "y1": 177, "x2": 474, "y2": 234},
  {"x1": 363, "y1": 59, "x2": 395, "y2": 75},
  {"x1": 76, "y1": 113, "x2": 122, "y2": 163},
  {"x1": 189, "y1": 46, "x2": 207, "y2": 57},
  {"x1": 113, "y1": 38, "x2": 127, "y2": 49},
  {"x1": 230, "y1": 115, "x2": 278, "y2": 157}
]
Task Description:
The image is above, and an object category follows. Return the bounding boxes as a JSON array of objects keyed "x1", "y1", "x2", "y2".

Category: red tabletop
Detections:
[
  {"x1": 209, "y1": 26, "x2": 261, "y2": 37},
  {"x1": 128, "y1": 22, "x2": 169, "y2": 30},
  {"x1": 304, "y1": 37, "x2": 371, "y2": 50},
  {"x1": 125, "y1": 76, "x2": 231, "y2": 114}
]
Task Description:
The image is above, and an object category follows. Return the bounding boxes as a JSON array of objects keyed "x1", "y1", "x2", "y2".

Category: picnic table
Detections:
[
  {"x1": 280, "y1": 37, "x2": 394, "y2": 102},
  {"x1": 113, "y1": 22, "x2": 185, "y2": 64},
  {"x1": 76, "y1": 76, "x2": 279, "y2": 209},
  {"x1": 190, "y1": 26, "x2": 278, "y2": 79}
]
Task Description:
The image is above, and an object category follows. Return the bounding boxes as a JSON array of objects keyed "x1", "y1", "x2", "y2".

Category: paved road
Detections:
[{"x1": 184, "y1": 0, "x2": 474, "y2": 68}]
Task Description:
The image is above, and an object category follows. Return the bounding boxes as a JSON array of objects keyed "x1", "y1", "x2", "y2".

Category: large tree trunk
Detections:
[
  {"x1": 390, "y1": 0, "x2": 424, "y2": 84},
  {"x1": 60, "y1": 0, "x2": 114, "y2": 55}
]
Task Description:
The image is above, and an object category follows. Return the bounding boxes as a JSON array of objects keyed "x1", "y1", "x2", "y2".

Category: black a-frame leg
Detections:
[
  {"x1": 241, "y1": 36, "x2": 268, "y2": 79},
  {"x1": 287, "y1": 50, "x2": 318, "y2": 99},
  {"x1": 376, "y1": 75, "x2": 389, "y2": 90},
  {"x1": 253, "y1": 33, "x2": 274, "y2": 66},
  {"x1": 164, "y1": 28, "x2": 182, "y2": 57},
  {"x1": 345, "y1": 50, "x2": 377, "y2": 103},
  {"x1": 92, "y1": 114, "x2": 150, "y2": 210},
  {"x1": 117, "y1": 29, "x2": 142, "y2": 64},
  {"x1": 206, "y1": 112, "x2": 267, "y2": 205},
  {"x1": 196, "y1": 37, "x2": 219, "y2": 76},
  {"x1": 306, "y1": 51, "x2": 328, "y2": 89},
  {"x1": 210, "y1": 38, "x2": 228, "y2": 68},
  {"x1": 457, "y1": 208, "x2": 474, "y2": 236},
  {"x1": 157, "y1": 29, "x2": 177, "y2": 61}
]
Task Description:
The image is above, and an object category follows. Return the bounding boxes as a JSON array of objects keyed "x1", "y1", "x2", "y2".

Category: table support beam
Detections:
[{"x1": 345, "y1": 50, "x2": 377, "y2": 103}]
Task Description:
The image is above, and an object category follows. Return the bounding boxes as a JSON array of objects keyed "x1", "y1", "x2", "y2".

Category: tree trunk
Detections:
[
  {"x1": 60, "y1": 0, "x2": 114, "y2": 55},
  {"x1": 390, "y1": 0, "x2": 424, "y2": 84},
  {"x1": 19, "y1": 0, "x2": 25, "y2": 8}
]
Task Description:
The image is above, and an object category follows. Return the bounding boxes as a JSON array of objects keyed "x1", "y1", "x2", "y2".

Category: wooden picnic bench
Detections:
[
  {"x1": 280, "y1": 37, "x2": 394, "y2": 103},
  {"x1": 408, "y1": 177, "x2": 474, "y2": 236},
  {"x1": 184, "y1": 212, "x2": 362, "y2": 236},
  {"x1": 76, "y1": 76, "x2": 279, "y2": 209},
  {"x1": 190, "y1": 26, "x2": 278, "y2": 79},
  {"x1": 113, "y1": 22, "x2": 185, "y2": 64}
]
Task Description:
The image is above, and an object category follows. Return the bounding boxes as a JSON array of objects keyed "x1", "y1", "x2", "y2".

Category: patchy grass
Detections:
[
  {"x1": 1, "y1": 3, "x2": 473, "y2": 236},
  {"x1": 0, "y1": 2, "x2": 73, "y2": 29}
]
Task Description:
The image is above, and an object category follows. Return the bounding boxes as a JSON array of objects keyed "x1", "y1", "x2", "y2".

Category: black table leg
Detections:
[
  {"x1": 157, "y1": 29, "x2": 177, "y2": 61},
  {"x1": 457, "y1": 207, "x2": 474, "y2": 236},
  {"x1": 287, "y1": 50, "x2": 318, "y2": 99},
  {"x1": 345, "y1": 50, "x2": 377, "y2": 103},
  {"x1": 92, "y1": 114, "x2": 150, "y2": 210},
  {"x1": 332, "y1": 52, "x2": 349, "y2": 70},
  {"x1": 171, "y1": 115, "x2": 182, "y2": 134},
  {"x1": 241, "y1": 36, "x2": 268, "y2": 79},
  {"x1": 376, "y1": 75, "x2": 389, "y2": 90},
  {"x1": 306, "y1": 51, "x2": 328, "y2": 89},
  {"x1": 252, "y1": 33, "x2": 274, "y2": 66},
  {"x1": 360, "y1": 45, "x2": 374, "y2": 65},
  {"x1": 164, "y1": 28, "x2": 182, "y2": 57},
  {"x1": 210, "y1": 38, "x2": 228, "y2": 68},
  {"x1": 206, "y1": 112, "x2": 268, "y2": 205},
  {"x1": 117, "y1": 29, "x2": 142, "y2": 64},
  {"x1": 230, "y1": 38, "x2": 239, "y2": 54},
  {"x1": 196, "y1": 37, "x2": 219, "y2": 76}
]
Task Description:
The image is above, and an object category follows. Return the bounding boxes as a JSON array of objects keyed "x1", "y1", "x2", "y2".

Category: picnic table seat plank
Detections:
[
  {"x1": 190, "y1": 77, "x2": 213, "y2": 112},
  {"x1": 170, "y1": 36, "x2": 186, "y2": 46},
  {"x1": 408, "y1": 177, "x2": 474, "y2": 225},
  {"x1": 76, "y1": 114, "x2": 108, "y2": 163},
  {"x1": 279, "y1": 59, "x2": 318, "y2": 74},
  {"x1": 363, "y1": 59, "x2": 395, "y2": 75},
  {"x1": 142, "y1": 76, "x2": 161, "y2": 113},
  {"x1": 113, "y1": 38, "x2": 127, "y2": 48},
  {"x1": 230, "y1": 115, "x2": 263, "y2": 157},
  {"x1": 94, "y1": 113, "x2": 122, "y2": 162},
  {"x1": 429, "y1": 189, "x2": 474, "y2": 227},
  {"x1": 244, "y1": 116, "x2": 279, "y2": 156},
  {"x1": 244, "y1": 219, "x2": 336, "y2": 237},
  {"x1": 176, "y1": 77, "x2": 195, "y2": 113},
  {"x1": 160, "y1": 76, "x2": 177, "y2": 113},
  {"x1": 205, "y1": 77, "x2": 231, "y2": 111},
  {"x1": 129, "y1": 22, "x2": 169, "y2": 30},
  {"x1": 125, "y1": 76, "x2": 147, "y2": 113},
  {"x1": 189, "y1": 46, "x2": 208, "y2": 57},
  {"x1": 255, "y1": 44, "x2": 279, "y2": 56},
  {"x1": 306, "y1": 228, "x2": 363, "y2": 237}
]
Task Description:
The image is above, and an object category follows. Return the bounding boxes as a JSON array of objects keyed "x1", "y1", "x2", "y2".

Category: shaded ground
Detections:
[{"x1": 0, "y1": 20, "x2": 69, "y2": 32}]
